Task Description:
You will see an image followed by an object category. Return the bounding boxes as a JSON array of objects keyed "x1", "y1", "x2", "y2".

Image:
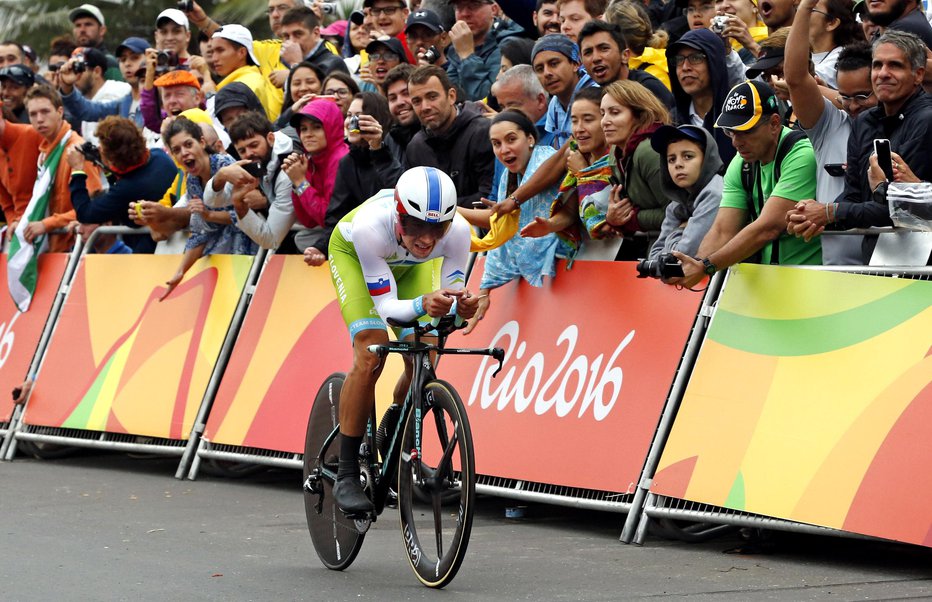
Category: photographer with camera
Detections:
[
  {"x1": 405, "y1": 9, "x2": 451, "y2": 70},
  {"x1": 65, "y1": 115, "x2": 176, "y2": 254},
  {"x1": 636, "y1": 124, "x2": 722, "y2": 280},
  {"x1": 59, "y1": 38, "x2": 155, "y2": 140},
  {"x1": 57, "y1": 47, "x2": 131, "y2": 146}
]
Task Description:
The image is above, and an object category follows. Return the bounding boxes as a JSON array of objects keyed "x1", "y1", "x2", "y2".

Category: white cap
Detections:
[
  {"x1": 211, "y1": 25, "x2": 259, "y2": 67},
  {"x1": 69, "y1": 3, "x2": 105, "y2": 26},
  {"x1": 157, "y1": 8, "x2": 189, "y2": 30}
]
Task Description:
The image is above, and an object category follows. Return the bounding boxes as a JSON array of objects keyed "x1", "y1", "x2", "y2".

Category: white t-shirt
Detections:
[{"x1": 81, "y1": 79, "x2": 133, "y2": 145}]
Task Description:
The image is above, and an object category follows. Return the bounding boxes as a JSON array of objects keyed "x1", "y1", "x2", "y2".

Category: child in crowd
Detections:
[{"x1": 647, "y1": 123, "x2": 723, "y2": 263}]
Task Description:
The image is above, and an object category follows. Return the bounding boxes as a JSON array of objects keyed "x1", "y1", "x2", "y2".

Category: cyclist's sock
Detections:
[{"x1": 337, "y1": 434, "x2": 362, "y2": 481}]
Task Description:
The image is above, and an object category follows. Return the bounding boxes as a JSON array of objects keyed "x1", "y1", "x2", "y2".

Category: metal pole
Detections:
[
  {"x1": 620, "y1": 270, "x2": 727, "y2": 544},
  {"x1": 175, "y1": 249, "x2": 269, "y2": 479}
]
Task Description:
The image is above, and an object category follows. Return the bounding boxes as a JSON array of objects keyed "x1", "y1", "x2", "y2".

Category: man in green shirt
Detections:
[{"x1": 672, "y1": 80, "x2": 822, "y2": 288}]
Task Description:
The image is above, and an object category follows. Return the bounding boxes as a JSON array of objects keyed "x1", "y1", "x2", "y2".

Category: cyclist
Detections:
[{"x1": 328, "y1": 166, "x2": 480, "y2": 514}]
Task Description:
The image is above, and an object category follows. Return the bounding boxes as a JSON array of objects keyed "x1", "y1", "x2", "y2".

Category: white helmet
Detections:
[{"x1": 394, "y1": 166, "x2": 458, "y2": 224}]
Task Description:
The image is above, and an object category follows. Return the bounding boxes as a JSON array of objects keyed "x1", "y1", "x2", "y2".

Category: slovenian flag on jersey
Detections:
[{"x1": 367, "y1": 277, "x2": 391, "y2": 296}]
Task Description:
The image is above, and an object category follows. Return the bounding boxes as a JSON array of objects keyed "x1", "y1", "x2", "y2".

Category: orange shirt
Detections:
[
  {"x1": 38, "y1": 122, "x2": 102, "y2": 252},
  {"x1": 0, "y1": 120, "x2": 42, "y2": 224}
]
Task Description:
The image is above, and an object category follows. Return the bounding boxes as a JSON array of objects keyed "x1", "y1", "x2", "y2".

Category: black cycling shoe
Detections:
[{"x1": 332, "y1": 477, "x2": 374, "y2": 515}]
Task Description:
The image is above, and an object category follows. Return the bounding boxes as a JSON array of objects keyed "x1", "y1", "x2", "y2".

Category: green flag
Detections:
[{"x1": 7, "y1": 131, "x2": 71, "y2": 313}]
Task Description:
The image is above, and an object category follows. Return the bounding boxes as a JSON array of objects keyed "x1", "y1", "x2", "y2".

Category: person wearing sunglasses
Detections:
[
  {"x1": 0, "y1": 63, "x2": 35, "y2": 124},
  {"x1": 325, "y1": 166, "x2": 479, "y2": 514}
]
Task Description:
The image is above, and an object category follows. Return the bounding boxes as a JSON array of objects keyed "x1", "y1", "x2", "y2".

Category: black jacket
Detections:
[
  {"x1": 834, "y1": 89, "x2": 932, "y2": 260},
  {"x1": 302, "y1": 137, "x2": 404, "y2": 255},
  {"x1": 667, "y1": 29, "x2": 736, "y2": 166},
  {"x1": 404, "y1": 102, "x2": 494, "y2": 208},
  {"x1": 305, "y1": 43, "x2": 350, "y2": 77}
]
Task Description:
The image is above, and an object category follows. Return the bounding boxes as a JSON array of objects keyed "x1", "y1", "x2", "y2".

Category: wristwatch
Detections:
[{"x1": 701, "y1": 258, "x2": 717, "y2": 275}]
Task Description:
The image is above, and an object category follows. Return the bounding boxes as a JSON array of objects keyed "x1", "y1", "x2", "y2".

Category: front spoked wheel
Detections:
[
  {"x1": 303, "y1": 373, "x2": 365, "y2": 571},
  {"x1": 397, "y1": 380, "x2": 475, "y2": 588}
]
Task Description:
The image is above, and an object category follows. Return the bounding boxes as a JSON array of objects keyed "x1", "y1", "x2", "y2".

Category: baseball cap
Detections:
[
  {"x1": 157, "y1": 8, "x2": 189, "y2": 30},
  {"x1": 154, "y1": 69, "x2": 201, "y2": 90},
  {"x1": 365, "y1": 38, "x2": 410, "y2": 63},
  {"x1": 179, "y1": 108, "x2": 214, "y2": 126},
  {"x1": 745, "y1": 46, "x2": 785, "y2": 79},
  {"x1": 320, "y1": 20, "x2": 349, "y2": 37},
  {"x1": 212, "y1": 25, "x2": 260, "y2": 67},
  {"x1": 531, "y1": 34, "x2": 579, "y2": 64},
  {"x1": 22, "y1": 45, "x2": 37, "y2": 63},
  {"x1": 714, "y1": 80, "x2": 780, "y2": 131},
  {"x1": 406, "y1": 9, "x2": 444, "y2": 34},
  {"x1": 0, "y1": 64, "x2": 35, "y2": 87},
  {"x1": 69, "y1": 4, "x2": 105, "y2": 26},
  {"x1": 350, "y1": 10, "x2": 366, "y2": 25},
  {"x1": 650, "y1": 124, "x2": 707, "y2": 155},
  {"x1": 115, "y1": 37, "x2": 151, "y2": 57}
]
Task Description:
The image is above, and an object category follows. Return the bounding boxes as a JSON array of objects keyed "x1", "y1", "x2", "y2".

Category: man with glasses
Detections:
[
  {"x1": 670, "y1": 80, "x2": 821, "y2": 288},
  {"x1": 363, "y1": 38, "x2": 410, "y2": 88},
  {"x1": 787, "y1": 30, "x2": 932, "y2": 262},
  {"x1": 364, "y1": 0, "x2": 417, "y2": 63},
  {"x1": 280, "y1": 6, "x2": 350, "y2": 77},
  {"x1": 781, "y1": 0, "x2": 876, "y2": 264},
  {"x1": 667, "y1": 29, "x2": 745, "y2": 164},
  {"x1": 447, "y1": 0, "x2": 524, "y2": 101},
  {"x1": 0, "y1": 64, "x2": 35, "y2": 124}
]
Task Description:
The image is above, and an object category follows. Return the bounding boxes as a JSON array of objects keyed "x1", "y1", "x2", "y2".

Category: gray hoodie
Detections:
[{"x1": 648, "y1": 127, "x2": 724, "y2": 260}]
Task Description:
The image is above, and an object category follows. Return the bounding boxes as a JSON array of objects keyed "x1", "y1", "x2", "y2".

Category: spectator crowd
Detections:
[{"x1": 2, "y1": 0, "x2": 932, "y2": 317}]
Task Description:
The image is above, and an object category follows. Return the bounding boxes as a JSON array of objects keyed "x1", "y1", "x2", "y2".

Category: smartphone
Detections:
[
  {"x1": 243, "y1": 161, "x2": 265, "y2": 178},
  {"x1": 874, "y1": 138, "x2": 894, "y2": 181},
  {"x1": 823, "y1": 163, "x2": 846, "y2": 177}
]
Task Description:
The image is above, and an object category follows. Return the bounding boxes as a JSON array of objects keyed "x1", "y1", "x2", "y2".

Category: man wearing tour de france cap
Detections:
[
  {"x1": 210, "y1": 25, "x2": 283, "y2": 122},
  {"x1": 668, "y1": 80, "x2": 821, "y2": 289}
]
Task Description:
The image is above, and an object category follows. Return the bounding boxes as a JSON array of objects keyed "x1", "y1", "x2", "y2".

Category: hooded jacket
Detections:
[
  {"x1": 649, "y1": 127, "x2": 723, "y2": 259},
  {"x1": 404, "y1": 101, "x2": 495, "y2": 208},
  {"x1": 666, "y1": 29, "x2": 736, "y2": 166},
  {"x1": 216, "y1": 65, "x2": 283, "y2": 122},
  {"x1": 289, "y1": 99, "x2": 349, "y2": 228}
]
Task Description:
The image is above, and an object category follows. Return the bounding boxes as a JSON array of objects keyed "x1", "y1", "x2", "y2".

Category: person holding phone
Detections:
[{"x1": 786, "y1": 30, "x2": 932, "y2": 263}]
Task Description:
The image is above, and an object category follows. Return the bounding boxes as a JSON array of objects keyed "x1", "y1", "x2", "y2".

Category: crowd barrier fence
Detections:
[
  {"x1": 631, "y1": 263, "x2": 932, "y2": 548},
  {"x1": 2, "y1": 228, "x2": 930, "y2": 548}
]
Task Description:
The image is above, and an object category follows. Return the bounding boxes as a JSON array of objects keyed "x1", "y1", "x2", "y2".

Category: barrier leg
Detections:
[
  {"x1": 186, "y1": 436, "x2": 208, "y2": 480},
  {"x1": 1, "y1": 405, "x2": 24, "y2": 460},
  {"x1": 633, "y1": 493, "x2": 657, "y2": 545},
  {"x1": 175, "y1": 250, "x2": 268, "y2": 479},
  {"x1": 620, "y1": 271, "x2": 727, "y2": 544}
]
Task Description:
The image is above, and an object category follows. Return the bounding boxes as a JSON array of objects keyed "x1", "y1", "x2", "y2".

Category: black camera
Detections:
[
  {"x1": 636, "y1": 253, "x2": 684, "y2": 280},
  {"x1": 78, "y1": 140, "x2": 104, "y2": 168},
  {"x1": 72, "y1": 53, "x2": 87, "y2": 74},
  {"x1": 423, "y1": 46, "x2": 440, "y2": 64},
  {"x1": 155, "y1": 50, "x2": 179, "y2": 75},
  {"x1": 177, "y1": 0, "x2": 194, "y2": 11}
]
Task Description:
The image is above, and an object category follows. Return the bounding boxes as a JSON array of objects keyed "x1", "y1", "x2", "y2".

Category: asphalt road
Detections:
[{"x1": 2, "y1": 451, "x2": 931, "y2": 601}]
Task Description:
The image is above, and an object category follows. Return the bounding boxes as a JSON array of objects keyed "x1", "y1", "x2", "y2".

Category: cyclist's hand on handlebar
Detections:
[{"x1": 423, "y1": 289, "x2": 460, "y2": 317}]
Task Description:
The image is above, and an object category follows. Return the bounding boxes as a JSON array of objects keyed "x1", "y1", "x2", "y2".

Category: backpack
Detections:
[{"x1": 739, "y1": 129, "x2": 808, "y2": 264}]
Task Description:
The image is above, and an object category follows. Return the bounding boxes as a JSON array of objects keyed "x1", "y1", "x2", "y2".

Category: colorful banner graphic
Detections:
[
  {"x1": 440, "y1": 259, "x2": 702, "y2": 493},
  {"x1": 651, "y1": 264, "x2": 932, "y2": 546},
  {"x1": 0, "y1": 254, "x2": 67, "y2": 423},
  {"x1": 204, "y1": 256, "x2": 403, "y2": 454},
  {"x1": 23, "y1": 255, "x2": 251, "y2": 440}
]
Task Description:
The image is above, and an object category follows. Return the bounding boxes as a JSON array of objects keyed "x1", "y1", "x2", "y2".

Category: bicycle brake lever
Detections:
[{"x1": 490, "y1": 347, "x2": 505, "y2": 378}]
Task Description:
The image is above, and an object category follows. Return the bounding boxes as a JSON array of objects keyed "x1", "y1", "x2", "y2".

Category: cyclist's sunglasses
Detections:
[{"x1": 399, "y1": 214, "x2": 450, "y2": 238}]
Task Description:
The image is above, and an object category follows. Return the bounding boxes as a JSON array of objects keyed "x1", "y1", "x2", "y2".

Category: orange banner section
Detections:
[
  {"x1": 204, "y1": 256, "x2": 403, "y2": 454},
  {"x1": 0, "y1": 254, "x2": 68, "y2": 424},
  {"x1": 23, "y1": 255, "x2": 251, "y2": 440},
  {"x1": 441, "y1": 259, "x2": 702, "y2": 493}
]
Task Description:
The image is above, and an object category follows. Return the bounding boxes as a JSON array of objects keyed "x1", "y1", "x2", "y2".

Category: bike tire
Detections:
[
  {"x1": 397, "y1": 379, "x2": 475, "y2": 589},
  {"x1": 303, "y1": 372, "x2": 365, "y2": 571}
]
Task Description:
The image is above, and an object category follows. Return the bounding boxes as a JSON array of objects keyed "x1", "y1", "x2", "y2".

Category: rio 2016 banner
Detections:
[
  {"x1": 441, "y1": 259, "x2": 703, "y2": 494},
  {"x1": 0, "y1": 254, "x2": 67, "y2": 424},
  {"x1": 203, "y1": 256, "x2": 403, "y2": 454},
  {"x1": 23, "y1": 255, "x2": 251, "y2": 440},
  {"x1": 651, "y1": 264, "x2": 932, "y2": 547}
]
